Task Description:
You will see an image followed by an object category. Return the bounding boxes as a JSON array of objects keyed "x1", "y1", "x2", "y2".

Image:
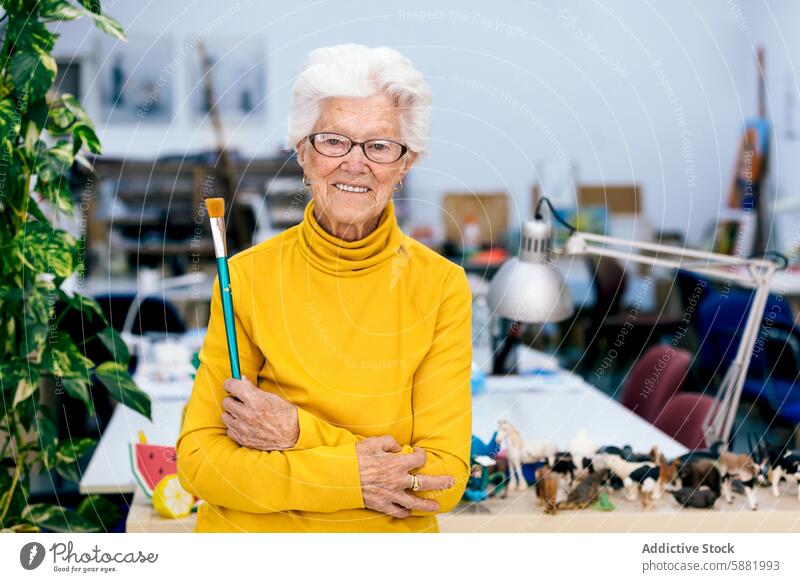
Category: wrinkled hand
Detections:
[
  {"x1": 355, "y1": 436, "x2": 456, "y2": 519},
  {"x1": 221, "y1": 376, "x2": 299, "y2": 451}
]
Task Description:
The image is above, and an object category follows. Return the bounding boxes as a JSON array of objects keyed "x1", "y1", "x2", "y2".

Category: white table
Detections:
[
  {"x1": 79, "y1": 370, "x2": 192, "y2": 495},
  {"x1": 473, "y1": 374, "x2": 686, "y2": 457}
]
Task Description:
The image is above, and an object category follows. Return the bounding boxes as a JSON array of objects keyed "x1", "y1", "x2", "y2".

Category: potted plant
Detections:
[{"x1": 0, "y1": 0, "x2": 151, "y2": 532}]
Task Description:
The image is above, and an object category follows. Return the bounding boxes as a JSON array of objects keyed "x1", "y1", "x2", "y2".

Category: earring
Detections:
[
  {"x1": 393, "y1": 179, "x2": 403, "y2": 192},
  {"x1": 302, "y1": 175, "x2": 311, "y2": 188}
]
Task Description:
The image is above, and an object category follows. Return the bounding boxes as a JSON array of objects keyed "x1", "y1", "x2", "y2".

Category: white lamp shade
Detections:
[
  {"x1": 487, "y1": 258, "x2": 574, "y2": 323},
  {"x1": 486, "y1": 218, "x2": 574, "y2": 323}
]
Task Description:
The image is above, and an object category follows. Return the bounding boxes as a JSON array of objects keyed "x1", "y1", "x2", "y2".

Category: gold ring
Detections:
[{"x1": 410, "y1": 474, "x2": 420, "y2": 492}]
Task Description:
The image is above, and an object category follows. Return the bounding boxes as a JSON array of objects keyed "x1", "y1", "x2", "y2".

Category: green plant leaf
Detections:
[
  {"x1": 0, "y1": 360, "x2": 27, "y2": 395},
  {"x1": 36, "y1": 406, "x2": 58, "y2": 470},
  {"x1": 77, "y1": 0, "x2": 102, "y2": 14},
  {"x1": 95, "y1": 362, "x2": 151, "y2": 419},
  {"x1": 88, "y1": 12, "x2": 126, "y2": 42},
  {"x1": 11, "y1": 376, "x2": 36, "y2": 407},
  {"x1": 22, "y1": 503, "x2": 99, "y2": 533},
  {"x1": 15, "y1": 221, "x2": 76, "y2": 278},
  {"x1": 60, "y1": 375, "x2": 95, "y2": 416},
  {"x1": 34, "y1": 139, "x2": 73, "y2": 182},
  {"x1": 72, "y1": 123, "x2": 101, "y2": 154},
  {"x1": 10, "y1": 50, "x2": 57, "y2": 101},
  {"x1": 41, "y1": 331, "x2": 93, "y2": 378},
  {"x1": 0, "y1": 99, "x2": 21, "y2": 137},
  {"x1": 57, "y1": 289, "x2": 107, "y2": 324},
  {"x1": 97, "y1": 327, "x2": 130, "y2": 365},
  {"x1": 76, "y1": 495, "x2": 121, "y2": 531},
  {"x1": 38, "y1": 0, "x2": 84, "y2": 21},
  {"x1": 53, "y1": 437, "x2": 95, "y2": 482}
]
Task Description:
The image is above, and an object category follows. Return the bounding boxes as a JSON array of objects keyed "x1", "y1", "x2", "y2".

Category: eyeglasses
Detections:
[{"x1": 306, "y1": 132, "x2": 408, "y2": 164}]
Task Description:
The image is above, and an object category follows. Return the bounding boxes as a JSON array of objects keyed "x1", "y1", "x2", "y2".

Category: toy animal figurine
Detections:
[
  {"x1": 676, "y1": 458, "x2": 721, "y2": 497},
  {"x1": 496, "y1": 420, "x2": 529, "y2": 491},
  {"x1": 471, "y1": 432, "x2": 500, "y2": 458},
  {"x1": 593, "y1": 453, "x2": 660, "y2": 507},
  {"x1": 671, "y1": 487, "x2": 719, "y2": 508},
  {"x1": 768, "y1": 449, "x2": 800, "y2": 500},
  {"x1": 557, "y1": 469, "x2": 609, "y2": 510},
  {"x1": 718, "y1": 451, "x2": 765, "y2": 510},
  {"x1": 463, "y1": 456, "x2": 497, "y2": 503},
  {"x1": 750, "y1": 437, "x2": 800, "y2": 501},
  {"x1": 534, "y1": 465, "x2": 560, "y2": 515},
  {"x1": 524, "y1": 439, "x2": 559, "y2": 467},
  {"x1": 549, "y1": 452, "x2": 578, "y2": 485},
  {"x1": 652, "y1": 446, "x2": 681, "y2": 496},
  {"x1": 568, "y1": 430, "x2": 596, "y2": 479}
]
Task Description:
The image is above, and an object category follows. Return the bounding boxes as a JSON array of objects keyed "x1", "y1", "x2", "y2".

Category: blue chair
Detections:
[
  {"x1": 696, "y1": 289, "x2": 794, "y2": 400},
  {"x1": 759, "y1": 324, "x2": 800, "y2": 426}
]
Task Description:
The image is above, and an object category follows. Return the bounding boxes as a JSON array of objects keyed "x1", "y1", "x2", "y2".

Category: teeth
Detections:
[{"x1": 334, "y1": 183, "x2": 370, "y2": 193}]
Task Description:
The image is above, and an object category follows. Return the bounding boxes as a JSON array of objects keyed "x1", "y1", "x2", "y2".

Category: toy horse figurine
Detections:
[{"x1": 496, "y1": 420, "x2": 529, "y2": 490}]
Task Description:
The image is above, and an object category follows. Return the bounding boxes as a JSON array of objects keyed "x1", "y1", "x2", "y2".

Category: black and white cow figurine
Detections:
[{"x1": 768, "y1": 449, "x2": 800, "y2": 501}]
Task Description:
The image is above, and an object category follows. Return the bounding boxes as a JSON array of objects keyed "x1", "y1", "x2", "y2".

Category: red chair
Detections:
[
  {"x1": 620, "y1": 345, "x2": 692, "y2": 424},
  {"x1": 654, "y1": 393, "x2": 719, "y2": 450}
]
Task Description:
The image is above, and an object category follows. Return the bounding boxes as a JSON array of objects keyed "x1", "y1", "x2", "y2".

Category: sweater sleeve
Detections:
[
  {"x1": 288, "y1": 266, "x2": 473, "y2": 515},
  {"x1": 175, "y1": 268, "x2": 364, "y2": 514}
]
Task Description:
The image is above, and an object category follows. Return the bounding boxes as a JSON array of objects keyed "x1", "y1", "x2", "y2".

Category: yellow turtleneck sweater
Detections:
[{"x1": 176, "y1": 198, "x2": 473, "y2": 532}]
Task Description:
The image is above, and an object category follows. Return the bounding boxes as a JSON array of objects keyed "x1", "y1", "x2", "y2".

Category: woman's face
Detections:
[{"x1": 297, "y1": 93, "x2": 417, "y2": 232}]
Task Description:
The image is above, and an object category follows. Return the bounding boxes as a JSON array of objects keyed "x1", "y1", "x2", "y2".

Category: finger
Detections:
[
  {"x1": 379, "y1": 435, "x2": 402, "y2": 453},
  {"x1": 402, "y1": 446, "x2": 427, "y2": 469},
  {"x1": 385, "y1": 502, "x2": 411, "y2": 519},
  {"x1": 221, "y1": 411, "x2": 236, "y2": 427},
  {"x1": 414, "y1": 473, "x2": 456, "y2": 491},
  {"x1": 394, "y1": 491, "x2": 439, "y2": 513},
  {"x1": 226, "y1": 425, "x2": 241, "y2": 445},
  {"x1": 223, "y1": 378, "x2": 249, "y2": 403},
  {"x1": 222, "y1": 396, "x2": 247, "y2": 417}
]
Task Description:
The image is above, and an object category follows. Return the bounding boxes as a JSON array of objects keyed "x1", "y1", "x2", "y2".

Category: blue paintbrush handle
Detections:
[{"x1": 216, "y1": 256, "x2": 241, "y2": 380}]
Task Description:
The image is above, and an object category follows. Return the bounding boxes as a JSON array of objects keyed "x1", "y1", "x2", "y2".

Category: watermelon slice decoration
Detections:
[
  {"x1": 129, "y1": 442, "x2": 178, "y2": 498},
  {"x1": 129, "y1": 432, "x2": 200, "y2": 510}
]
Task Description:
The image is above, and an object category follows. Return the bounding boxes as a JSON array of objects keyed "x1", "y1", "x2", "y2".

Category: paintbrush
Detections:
[{"x1": 206, "y1": 197, "x2": 241, "y2": 380}]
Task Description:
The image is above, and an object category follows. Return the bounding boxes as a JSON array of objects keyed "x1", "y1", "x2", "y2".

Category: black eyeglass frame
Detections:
[{"x1": 306, "y1": 132, "x2": 409, "y2": 163}]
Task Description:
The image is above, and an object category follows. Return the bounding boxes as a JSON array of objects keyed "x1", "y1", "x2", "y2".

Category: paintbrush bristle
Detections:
[{"x1": 206, "y1": 197, "x2": 225, "y2": 218}]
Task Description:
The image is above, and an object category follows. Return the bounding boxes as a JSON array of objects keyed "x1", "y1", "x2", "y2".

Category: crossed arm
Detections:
[{"x1": 175, "y1": 264, "x2": 472, "y2": 516}]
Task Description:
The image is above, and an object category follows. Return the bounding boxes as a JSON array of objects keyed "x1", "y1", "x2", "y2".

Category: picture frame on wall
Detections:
[
  {"x1": 96, "y1": 34, "x2": 175, "y2": 124},
  {"x1": 186, "y1": 34, "x2": 266, "y2": 121}
]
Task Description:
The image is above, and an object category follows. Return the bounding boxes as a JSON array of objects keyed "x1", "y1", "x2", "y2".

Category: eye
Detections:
[{"x1": 325, "y1": 138, "x2": 342, "y2": 146}]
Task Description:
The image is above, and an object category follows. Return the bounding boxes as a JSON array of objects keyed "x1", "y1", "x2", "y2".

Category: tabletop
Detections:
[{"x1": 81, "y1": 370, "x2": 685, "y2": 496}]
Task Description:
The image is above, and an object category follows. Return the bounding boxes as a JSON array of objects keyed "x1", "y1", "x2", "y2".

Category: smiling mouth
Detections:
[{"x1": 333, "y1": 183, "x2": 371, "y2": 193}]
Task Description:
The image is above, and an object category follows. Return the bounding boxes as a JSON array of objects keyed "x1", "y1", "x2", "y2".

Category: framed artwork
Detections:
[
  {"x1": 96, "y1": 34, "x2": 174, "y2": 123},
  {"x1": 186, "y1": 34, "x2": 266, "y2": 120}
]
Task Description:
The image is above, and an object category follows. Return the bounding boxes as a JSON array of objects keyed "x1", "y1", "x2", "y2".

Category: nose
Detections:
[{"x1": 339, "y1": 144, "x2": 370, "y2": 174}]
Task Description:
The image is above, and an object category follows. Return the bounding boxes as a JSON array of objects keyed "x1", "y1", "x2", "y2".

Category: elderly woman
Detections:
[{"x1": 176, "y1": 43, "x2": 473, "y2": 532}]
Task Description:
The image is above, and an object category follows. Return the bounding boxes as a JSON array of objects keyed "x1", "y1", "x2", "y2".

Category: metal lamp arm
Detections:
[{"x1": 561, "y1": 230, "x2": 780, "y2": 447}]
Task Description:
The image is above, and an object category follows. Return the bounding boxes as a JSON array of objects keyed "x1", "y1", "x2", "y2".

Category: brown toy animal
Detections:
[
  {"x1": 534, "y1": 466, "x2": 560, "y2": 515},
  {"x1": 557, "y1": 470, "x2": 608, "y2": 510}
]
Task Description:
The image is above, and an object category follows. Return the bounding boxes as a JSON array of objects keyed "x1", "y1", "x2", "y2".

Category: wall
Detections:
[{"x1": 52, "y1": 0, "x2": 770, "y2": 243}]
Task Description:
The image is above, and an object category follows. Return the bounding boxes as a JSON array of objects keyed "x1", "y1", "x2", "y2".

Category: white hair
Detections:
[{"x1": 286, "y1": 43, "x2": 432, "y2": 157}]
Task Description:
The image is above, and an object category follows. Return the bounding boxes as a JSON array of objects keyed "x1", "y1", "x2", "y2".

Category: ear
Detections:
[
  {"x1": 399, "y1": 151, "x2": 418, "y2": 177},
  {"x1": 296, "y1": 140, "x2": 308, "y2": 166}
]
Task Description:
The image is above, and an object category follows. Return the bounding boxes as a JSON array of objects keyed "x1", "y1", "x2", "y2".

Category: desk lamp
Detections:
[{"x1": 487, "y1": 196, "x2": 785, "y2": 447}]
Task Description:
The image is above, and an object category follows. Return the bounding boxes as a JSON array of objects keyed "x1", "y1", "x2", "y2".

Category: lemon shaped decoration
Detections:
[{"x1": 152, "y1": 474, "x2": 194, "y2": 519}]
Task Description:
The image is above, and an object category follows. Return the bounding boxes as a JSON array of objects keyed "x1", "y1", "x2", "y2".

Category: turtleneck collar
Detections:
[{"x1": 297, "y1": 197, "x2": 405, "y2": 277}]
